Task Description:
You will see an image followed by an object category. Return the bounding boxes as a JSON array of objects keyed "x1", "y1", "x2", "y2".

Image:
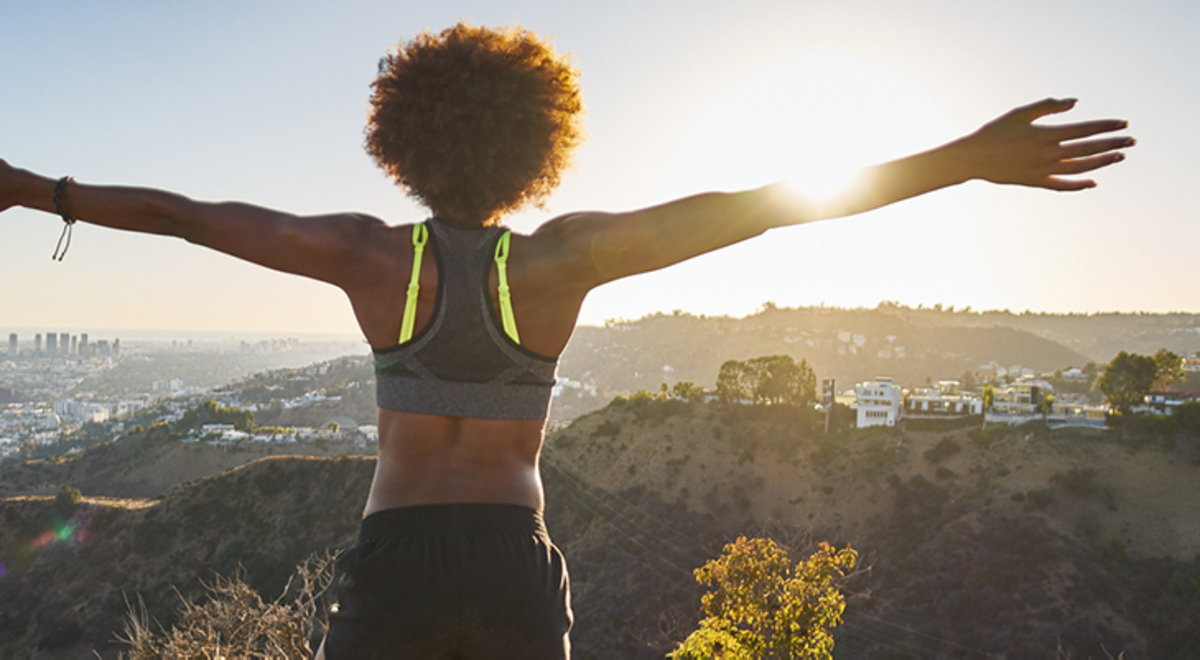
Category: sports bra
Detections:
[{"x1": 372, "y1": 217, "x2": 559, "y2": 420}]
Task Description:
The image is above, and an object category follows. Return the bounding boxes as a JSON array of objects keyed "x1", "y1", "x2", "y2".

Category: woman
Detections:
[{"x1": 0, "y1": 22, "x2": 1131, "y2": 660}]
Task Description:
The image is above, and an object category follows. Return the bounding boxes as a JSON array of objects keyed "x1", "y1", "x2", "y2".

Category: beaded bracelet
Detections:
[{"x1": 51, "y1": 176, "x2": 75, "y2": 261}]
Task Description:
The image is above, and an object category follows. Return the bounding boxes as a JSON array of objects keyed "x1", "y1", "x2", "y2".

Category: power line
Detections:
[
  {"x1": 549, "y1": 472, "x2": 695, "y2": 580},
  {"x1": 542, "y1": 448, "x2": 709, "y2": 566}
]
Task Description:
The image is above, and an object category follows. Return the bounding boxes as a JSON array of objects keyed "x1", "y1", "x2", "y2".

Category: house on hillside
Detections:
[
  {"x1": 906, "y1": 381, "x2": 983, "y2": 418},
  {"x1": 1147, "y1": 391, "x2": 1200, "y2": 415},
  {"x1": 854, "y1": 378, "x2": 903, "y2": 428},
  {"x1": 1045, "y1": 402, "x2": 1107, "y2": 427},
  {"x1": 992, "y1": 378, "x2": 1053, "y2": 416}
]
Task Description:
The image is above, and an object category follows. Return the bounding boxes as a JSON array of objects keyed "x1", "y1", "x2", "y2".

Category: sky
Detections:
[{"x1": 2, "y1": 0, "x2": 1198, "y2": 339}]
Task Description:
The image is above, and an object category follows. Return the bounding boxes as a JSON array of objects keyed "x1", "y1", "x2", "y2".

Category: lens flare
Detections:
[{"x1": 30, "y1": 519, "x2": 81, "y2": 549}]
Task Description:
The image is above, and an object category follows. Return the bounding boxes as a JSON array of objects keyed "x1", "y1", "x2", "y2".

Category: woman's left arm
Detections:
[{"x1": 535, "y1": 97, "x2": 1132, "y2": 289}]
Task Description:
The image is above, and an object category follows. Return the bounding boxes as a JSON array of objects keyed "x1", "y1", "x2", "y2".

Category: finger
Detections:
[
  {"x1": 1060, "y1": 136, "x2": 1136, "y2": 159},
  {"x1": 1045, "y1": 119, "x2": 1129, "y2": 141},
  {"x1": 1050, "y1": 152, "x2": 1126, "y2": 175},
  {"x1": 1010, "y1": 97, "x2": 1077, "y2": 122},
  {"x1": 1041, "y1": 176, "x2": 1096, "y2": 192}
]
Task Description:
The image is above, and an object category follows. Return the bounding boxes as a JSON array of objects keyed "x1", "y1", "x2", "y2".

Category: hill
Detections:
[
  {"x1": 0, "y1": 456, "x2": 371, "y2": 658},
  {"x1": 553, "y1": 308, "x2": 1097, "y2": 421},
  {"x1": 3, "y1": 402, "x2": 1200, "y2": 658},
  {"x1": 0, "y1": 423, "x2": 368, "y2": 500}
]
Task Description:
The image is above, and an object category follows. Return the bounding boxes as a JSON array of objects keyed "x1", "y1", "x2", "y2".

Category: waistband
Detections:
[{"x1": 360, "y1": 503, "x2": 547, "y2": 541}]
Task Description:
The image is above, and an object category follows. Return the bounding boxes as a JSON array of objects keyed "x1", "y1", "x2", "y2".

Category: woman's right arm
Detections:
[{"x1": 0, "y1": 160, "x2": 387, "y2": 291}]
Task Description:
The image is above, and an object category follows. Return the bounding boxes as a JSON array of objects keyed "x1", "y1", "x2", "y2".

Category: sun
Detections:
[{"x1": 656, "y1": 51, "x2": 956, "y2": 202}]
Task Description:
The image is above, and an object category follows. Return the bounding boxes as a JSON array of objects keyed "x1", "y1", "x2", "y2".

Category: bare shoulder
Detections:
[
  {"x1": 334, "y1": 215, "x2": 412, "y2": 284},
  {"x1": 518, "y1": 211, "x2": 614, "y2": 290}
]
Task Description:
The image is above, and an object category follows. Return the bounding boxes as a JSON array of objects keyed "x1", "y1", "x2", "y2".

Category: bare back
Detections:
[{"x1": 345, "y1": 221, "x2": 589, "y2": 516}]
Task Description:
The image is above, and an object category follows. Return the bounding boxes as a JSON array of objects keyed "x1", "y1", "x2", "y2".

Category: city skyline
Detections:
[{"x1": 3, "y1": 1, "x2": 1198, "y2": 335}]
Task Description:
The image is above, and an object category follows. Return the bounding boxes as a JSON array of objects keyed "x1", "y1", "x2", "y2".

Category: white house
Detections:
[
  {"x1": 992, "y1": 378, "x2": 1053, "y2": 416},
  {"x1": 1146, "y1": 391, "x2": 1200, "y2": 415},
  {"x1": 855, "y1": 378, "x2": 903, "y2": 428},
  {"x1": 906, "y1": 381, "x2": 983, "y2": 418}
]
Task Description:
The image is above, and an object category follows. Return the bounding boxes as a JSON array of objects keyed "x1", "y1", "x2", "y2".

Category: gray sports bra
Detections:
[{"x1": 372, "y1": 217, "x2": 559, "y2": 420}]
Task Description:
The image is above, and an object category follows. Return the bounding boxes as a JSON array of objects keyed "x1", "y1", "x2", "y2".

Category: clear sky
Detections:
[{"x1": 3, "y1": 0, "x2": 1197, "y2": 338}]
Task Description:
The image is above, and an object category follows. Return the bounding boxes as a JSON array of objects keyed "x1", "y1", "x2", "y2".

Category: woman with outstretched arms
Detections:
[{"x1": 0, "y1": 23, "x2": 1131, "y2": 659}]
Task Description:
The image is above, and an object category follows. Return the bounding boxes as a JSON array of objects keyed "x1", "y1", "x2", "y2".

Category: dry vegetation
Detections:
[{"x1": 2, "y1": 400, "x2": 1200, "y2": 658}]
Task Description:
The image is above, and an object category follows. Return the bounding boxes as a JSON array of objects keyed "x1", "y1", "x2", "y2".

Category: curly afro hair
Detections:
[{"x1": 366, "y1": 23, "x2": 584, "y2": 225}]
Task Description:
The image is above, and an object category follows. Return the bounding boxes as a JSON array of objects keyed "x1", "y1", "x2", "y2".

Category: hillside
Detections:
[
  {"x1": 0, "y1": 423, "x2": 368, "y2": 500},
  {"x1": 3, "y1": 403, "x2": 1200, "y2": 658},
  {"x1": 547, "y1": 401, "x2": 1200, "y2": 657},
  {"x1": 554, "y1": 309, "x2": 1096, "y2": 420},
  {"x1": 0, "y1": 456, "x2": 372, "y2": 658}
]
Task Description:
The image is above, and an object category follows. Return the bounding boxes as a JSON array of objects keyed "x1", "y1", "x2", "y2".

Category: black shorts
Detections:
[{"x1": 323, "y1": 503, "x2": 572, "y2": 659}]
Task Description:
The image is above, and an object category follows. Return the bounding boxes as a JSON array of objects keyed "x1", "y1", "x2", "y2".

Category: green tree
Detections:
[
  {"x1": 1175, "y1": 401, "x2": 1200, "y2": 436},
  {"x1": 672, "y1": 381, "x2": 705, "y2": 401},
  {"x1": 1041, "y1": 392, "x2": 1055, "y2": 416},
  {"x1": 55, "y1": 485, "x2": 83, "y2": 515},
  {"x1": 670, "y1": 537, "x2": 857, "y2": 660},
  {"x1": 1097, "y1": 351, "x2": 1157, "y2": 415},
  {"x1": 1152, "y1": 348, "x2": 1186, "y2": 392},
  {"x1": 981, "y1": 384, "x2": 995, "y2": 412},
  {"x1": 747, "y1": 356, "x2": 817, "y2": 407},
  {"x1": 717, "y1": 360, "x2": 755, "y2": 403},
  {"x1": 179, "y1": 400, "x2": 256, "y2": 432}
]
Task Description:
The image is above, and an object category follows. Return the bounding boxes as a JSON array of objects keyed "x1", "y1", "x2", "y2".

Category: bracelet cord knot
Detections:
[{"x1": 52, "y1": 176, "x2": 75, "y2": 261}]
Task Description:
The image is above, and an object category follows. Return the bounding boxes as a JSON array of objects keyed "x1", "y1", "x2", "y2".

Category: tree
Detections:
[
  {"x1": 1097, "y1": 351, "x2": 1157, "y2": 415},
  {"x1": 718, "y1": 356, "x2": 816, "y2": 407},
  {"x1": 670, "y1": 537, "x2": 857, "y2": 660},
  {"x1": 981, "y1": 384, "x2": 995, "y2": 412},
  {"x1": 1041, "y1": 392, "x2": 1055, "y2": 416},
  {"x1": 1152, "y1": 348, "x2": 1186, "y2": 392},
  {"x1": 747, "y1": 356, "x2": 817, "y2": 407},
  {"x1": 672, "y1": 381, "x2": 705, "y2": 402},
  {"x1": 1175, "y1": 401, "x2": 1200, "y2": 436},
  {"x1": 179, "y1": 400, "x2": 256, "y2": 432},
  {"x1": 717, "y1": 360, "x2": 755, "y2": 403},
  {"x1": 55, "y1": 485, "x2": 83, "y2": 515}
]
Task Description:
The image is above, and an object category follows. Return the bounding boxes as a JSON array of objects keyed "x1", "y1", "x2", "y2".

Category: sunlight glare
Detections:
[{"x1": 656, "y1": 52, "x2": 954, "y2": 201}]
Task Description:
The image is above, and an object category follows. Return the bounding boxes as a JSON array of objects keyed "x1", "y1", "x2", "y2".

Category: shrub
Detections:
[
  {"x1": 1024, "y1": 489, "x2": 1056, "y2": 511},
  {"x1": 118, "y1": 552, "x2": 336, "y2": 659},
  {"x1": 1074, "y1": 512, "x2": 1103, "y2": 540},
  {"x1": 923, "y1": 437, "x2": 961, "y2": 463},
  {"x1": 1051, "y1": 468, "x2": 1116, "y2": 508},
  {"x1": 669, "y1": 537, "x2": 856, "y2": 659},
  {"x1": 54, "y1": 485, "x2": 82, "y2": 515},
  {"x1": 591, "y1": 420, "x2": 621, "y2": 439}
]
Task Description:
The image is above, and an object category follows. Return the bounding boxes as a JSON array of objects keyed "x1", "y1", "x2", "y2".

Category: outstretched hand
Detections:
[{"x1": 960, "y1": 98, "x2": 1133, "y2": 191}]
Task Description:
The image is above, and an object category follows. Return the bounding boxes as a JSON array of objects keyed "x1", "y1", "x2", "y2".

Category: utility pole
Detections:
[{"x1": 821, "y1": 377, "x2": 835, "y2": 435}]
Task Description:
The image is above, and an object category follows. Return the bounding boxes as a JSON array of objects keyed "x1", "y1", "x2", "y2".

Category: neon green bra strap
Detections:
[
  {"x1": 398, "y1": 223, "x2": 428, "y2": 344},
  {"x1": 494, "y1": 230, "x2": 521, "y2": 344}
]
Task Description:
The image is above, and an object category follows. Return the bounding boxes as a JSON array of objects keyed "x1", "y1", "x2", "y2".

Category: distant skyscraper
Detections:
[
  {"x1": 70, "y1": 335, "x2": 78, "y2": 355},
  {"x1": 35, "y1": 334, "x2": 42, "y2": 354},
  {"x1": 59, "y1": 333, "x2": 69, "y2": 355},
  {"x1": 46, "y1": 333, "x2": 57, "y2": 355},
  {"x1": 80, "y1": 333, "x2": 89, "y2": 357},
  {"x1": 96, "y1": 340, "x2": 109, "y2": 356},
  {"x1": 7, "y1": 333, "x2": 16, "y2": 356},
  {"x1": 113, "y1": 338, "x2": 121, "y2": 357}
]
